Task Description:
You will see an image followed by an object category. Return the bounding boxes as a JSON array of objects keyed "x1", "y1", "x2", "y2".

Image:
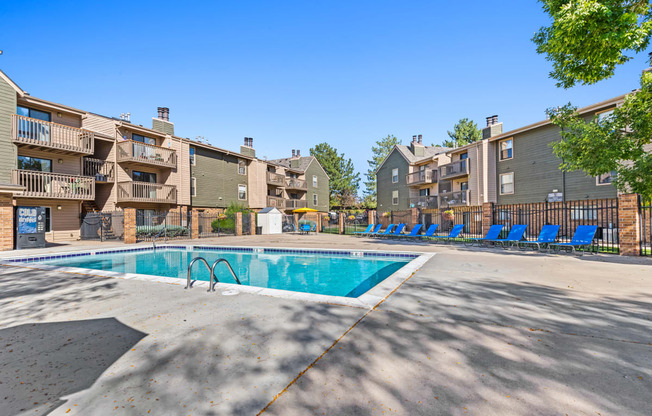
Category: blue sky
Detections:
[{"x1": 0, "y1": 1, "x2": 648, "y2": 186}]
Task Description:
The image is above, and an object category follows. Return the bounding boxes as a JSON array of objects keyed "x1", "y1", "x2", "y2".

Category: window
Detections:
[
  {"x1": 500, "y1": 139, "x2": 513, "y2": 160},
  {"x1": 313, "y1": 194, "x2": 318, "y2": 206},
  {"x1": 419, "y1": 188, "x2": 430, "y2": 196},
  {"x1": 238, "y1": 160, "x2": 246, "y2": 175},
  {"x1": 312, "y1": 175, "x2": 318, "y2": 187},
  {"x1": 392, "y1": 168, "x2": 399, "y2": 183},
  {"x1": 131, "y1": 134, "x2": 156, "y2": 145},
  {"x1": 597, "y1": 108, "x2": 615, "y2": 122},
  {"x1": 238, "y1": 184, "x2": 247, "y2": 200},
  {"x1": 597, "y1": 171, "x2": 617, "y2": 185},
  {"x1": 392, "y1": 190, "x2": 399, "y2": 205},
  {"x1": 17, "y1": 156, "x2": 52, "y2": 172},
  {"x1": 460, "y1": 152, "x2": 468, "y2": 160},
  {"x1": 132, "y1": 171, "x2": 157, "y2": 183},
  {"x1": 189, "y1": 147, "x2": 195, "y2": 165},
  {"x1": 571, "y1": 207, "x2": 597, "y2": 220},
  {"x1": 190, "y1": 177, "x2": 197, "y2": 197},
  {"x1": 17, "y1": 106, "x2": 51, "y2": 122},
  {"x1": 460, "y1": 181, "x2": 469, "y2": 191},
  {"x1": 500, "y1": 173, "x2": 514, "y2": 195}
]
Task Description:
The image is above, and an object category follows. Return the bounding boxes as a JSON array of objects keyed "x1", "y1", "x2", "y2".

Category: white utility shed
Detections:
[{"x1": 257, "y1": 207, "x2": 283, "y2": 234}]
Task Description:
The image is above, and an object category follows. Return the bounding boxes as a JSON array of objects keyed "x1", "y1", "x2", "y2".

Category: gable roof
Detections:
[
  {"x1": 0, "y1": 69, "x2": 25, "y2": 96},
  {"x1": 375, "y1": 144, "x2": 451, "y2": 173}
]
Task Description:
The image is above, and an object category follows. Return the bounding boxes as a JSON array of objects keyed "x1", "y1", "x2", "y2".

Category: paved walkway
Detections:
[{"x1": 0, "y1": 234, "x2": 650, "y2": 415}]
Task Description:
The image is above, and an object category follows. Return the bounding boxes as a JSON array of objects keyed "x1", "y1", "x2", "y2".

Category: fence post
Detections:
[
  {"x1": 124, "y1": 208, "x2": 137, "y2": 244},
  {"x1": 316, "y1": 213, "x2": 322, "y2": 232},
  {"x1": 482, "y1": 202, "x2": 494, "y2": 236},
  {"x1": 191, "y1": 209, "x2": 199, "y2": 239},
  {"x1": 250, "y1": 212, "x2": 256, "y2": 235},
  {"x1": 235, "y1": 212, "x2": 243, "y2": 236},
  {"x1": 369, "y1": 210, "x2": 376, "y2": 225},
  {"x1": 410, "y1": 208, "x2": 419, "y2": 229},
  {"x1": 338, "y1": 212, "x2": 345, "y2": 234},
  {"x1": 618, "y1": 193, "x2": 641, "y2": 256}
]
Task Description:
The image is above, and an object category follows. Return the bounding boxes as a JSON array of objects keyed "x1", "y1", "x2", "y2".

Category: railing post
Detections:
[
  {"x1": 617, "y1": 193, "x2": 641, "y2": 256},
  {"x1": 124, "y1": 208, "x2": 137, "y2": 244}
]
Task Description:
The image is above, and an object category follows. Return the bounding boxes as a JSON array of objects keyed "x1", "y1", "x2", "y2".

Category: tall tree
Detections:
[
  {"x1": 310, "y1": 142, "x2": 360, "y2": 207},
  {"x1": 442, "y1": 118, "x2": 482, "y2": 148},
  {"x1": 533, "y1": 0, "x2": 652, "y2": 88},
  {"x1": 364, "y1": 135, "x2": 400, "y2": 208}
]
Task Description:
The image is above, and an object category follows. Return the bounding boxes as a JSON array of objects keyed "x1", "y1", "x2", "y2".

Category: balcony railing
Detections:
[
  {"x1": 409, "y1": 196, "x2": 439, "y2": 209},
  {"x1": 286, "y1": 199, "x2": 307, "y2": 209},
  {"x1": 267, "y1": 195, "x2": 286, "y2": 209},
  {"x1": 12, "y1": 170, "x2": 94, "y2": 200},
  {"x1": 439, "y1": 190, "x2": 470, "y2": 207},
  {"x1": 266, "y1": 171, "x2": 286, "y2": 187},
  {"x1": 439, "y1": 159, "x2": 470, "y2": 180},
  {"x1": 285, "y1": 178, "x2": 307, "y2": 190},
  {"x1": 12, "y1": 114, "x2": 94, "y2": 154},
  {"x1": 406, "y1": 169, "x2": 437, "y2": 186},
  {"x1": 117, "y1": 181, "x2": 177, "y2": 204},
  {"x1": 117, "y1": 140, "x2": 177, "y2": 168},
  {"x1": 83, "y1": 158, "x2": 115, "y2": 182}
]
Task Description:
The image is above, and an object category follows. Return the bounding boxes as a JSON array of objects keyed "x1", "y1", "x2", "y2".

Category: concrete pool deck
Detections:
[{"x1": 0, "y1": 234, "x2": 650, "y2": 415}]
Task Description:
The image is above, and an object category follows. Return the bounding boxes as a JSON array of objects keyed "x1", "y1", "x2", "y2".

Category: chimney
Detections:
[
  {"x1": 482, "y1": 115, "x2": 503, "y2": 139},
  {"x1": 297, "y1": 149, "x2": 301, "y2": 157},
  {"x1": 249, "y1": 137, "x2": 253, "y2": 147},
  {"x1": 152, "y1": 107, "x2": 173, "y2": 134},
  {"x1": 417, "y1": 134, "x2": 422, "y2": 144},
  {"x1": 240, "y1": 137, "x2": 256, "y2": 157},
  {"x1": 157, "y1": 107, "x2": 164, "y2": 120},
  {"x1": 412, "y1": 135, "x2": 417, "y2": 143},
  {"x1": 292, "y1": 149, "x2": 296, "y2": 158}
]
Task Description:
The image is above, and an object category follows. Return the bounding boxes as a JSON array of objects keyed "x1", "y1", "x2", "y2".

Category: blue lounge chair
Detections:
[
  {"x1": 430, "y1": 224, "x2": 465, "y2": 243},
  {"x1": 363, "y1": 224, "x2": 383, "y2": 237},
  {"x1": 420, "y1": 224, "x2": 439, "y2": 239},
  {"x1": 395, "y1": 224, "x2": 422, "y2": 238},
  {"x1": 463, "y1": 224, "x2": 504, "y2": 247},
  {"x1": 485, "y1": 224, "x2": 528, "y2": 248},
  {"x1": 517, "y1": 225, "x2": 560, "y2": 251},
  {"x1": 299, "y1": 223, "x2": 311, "y2": 234},
  {"x1": 373, "y1": 224, "x2": 396, "y2": 238},
  {"x1": 352, "y1": 224, "x2": 374, "y2": 235},
  {"x1": 383, "y1": 224, "x2": 406, "y2": 238},
  {"x1": 549, "y1": 225, "x2": 598, "y2": 256}
]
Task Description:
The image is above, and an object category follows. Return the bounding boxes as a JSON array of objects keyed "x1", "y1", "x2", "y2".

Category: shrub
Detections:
[{"x1": 136, "y1": 224, "x2": 189, "y2": 238}]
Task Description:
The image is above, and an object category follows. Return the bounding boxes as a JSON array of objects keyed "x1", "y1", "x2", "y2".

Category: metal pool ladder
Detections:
[{"x1": 186, "y1": 257, "x2": 241, "y2": 292}]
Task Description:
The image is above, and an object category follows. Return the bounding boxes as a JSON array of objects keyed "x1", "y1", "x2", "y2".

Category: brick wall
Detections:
[
  {"x1": 0, "y1": 193, "x2": 14, "y2": 251},
  {"x1": 124, "y1": 208, "x2": 136, "y2": 244},
  {"x1": 618, "y1": 194, "x2": 640, "y2": 256}
]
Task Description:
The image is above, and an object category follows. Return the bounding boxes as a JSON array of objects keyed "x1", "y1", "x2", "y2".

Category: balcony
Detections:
[
  {"x1": 406, "y1": 169, "x2": 437, "y2": 186},
  {"x1": 439, "y1": 190, "x2": 470, "y2": 207},
  {"x1": 439, "y1": 159, "x2": 470, "y2": 180},
  {"x1": 117, "y1": 140, "x2": 177, "y2": 169},
  {"x1": 12, "y1": 170, "x2": 94, "y2": 200},
  {"x1": 285, "y1": 199, "x2": 307, "y2": 209},
  {"x1": 285, "y1": 178, "x2": 307, "y2": 191},
  {"x1": 12, "y1": 114, "x2": 94, "y2": 155},
  {"x1": 117, "y1": 181, "x2": 177, "y2": 204},
  {"x1": 266, "y1": 171, "x2": 286, "y2": 187},
  {"x1": 409, "y1": 196, "x2": 439, "y2": 209},
  {"x1": 267, "y1": 195, "x2": 286, "y2": 209},
  {"x1": 84, "y1": 158, "x2": 115, "y2": 183}
]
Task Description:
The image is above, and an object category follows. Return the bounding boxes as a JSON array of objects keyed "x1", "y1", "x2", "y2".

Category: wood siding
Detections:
[
  {"x1": 377, "y1": 149, "x2": 409, "y2": 211},
  {"x1": 191, "y1": 146, "x2": 249, "y2": 208},
  {"x1": 304, "y1": 158, "x2": 330, "y2": 212},
  {"x1": 0, "y1": 77, "x2": 17, "y2": 183},
  {"x1": 14, "y1": 198, "x2": 80, "y2": 242}
]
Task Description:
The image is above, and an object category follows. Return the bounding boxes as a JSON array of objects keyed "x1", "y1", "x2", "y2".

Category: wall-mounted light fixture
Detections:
[
  {"x1": 57, "y1": 205, "x2": 62, "y2": 210},
  {"x1": 57, "y1": 112, "x2": 62, "y2": 118},
  {"x1": 57, "y1": 159, "x2": 63, "y2": 164}
]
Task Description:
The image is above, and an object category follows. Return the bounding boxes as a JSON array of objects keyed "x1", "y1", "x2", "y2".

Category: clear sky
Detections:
[{"x1": 0, "y1": 1, "x2": 648, "y2": 187}]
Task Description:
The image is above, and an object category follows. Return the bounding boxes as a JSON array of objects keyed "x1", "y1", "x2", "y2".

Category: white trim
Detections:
[
  {"x1": 191, "y1": 177, "x2": 197, "y2": 197},
  {"x1": 499, "y1": 138, "x2": 513, "y2": 161},
  {"x1": 238, "y1": 158, "x2": 246, "y2": 175},
  {"x1": 499, "y1": 172, "x2": 514, "y2": 195},
  {"x1": 238, "y1": 184, "x2": 247, "y2": 200},
  {"x1": 375, "y1": 146, "x2": 410, "y2": 174},
  {"x1": 391, "y1": 168, "x2": 399, "y2": 183},
  {"x1": 596, "y1": 172, "x2": 615, "y2": 186}
]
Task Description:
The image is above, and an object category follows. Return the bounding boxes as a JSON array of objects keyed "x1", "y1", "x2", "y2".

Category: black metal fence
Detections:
[
  {"x1": 242, "y1": 212, "x2": 251, "y2": 235},
  {"x1": 424, "y1": 206, "x2": 483, "y2": 238},
  {"x1": 136, "y1": 211, "x2": 191, "y2": 242},
  {"x1": 197, "y1": 212, "x2": 236, "y2": 238},
  {"x1": 282, "y1": 215, "x2": 296, "y2": 233},
  {"x1": 492, "y1": 199, "x2": 619, "y2": 253},
  {"x1": 80, "y1": 211, "x2": 124, "y2": 241},
  {"x1": 641, "y1": 196, "x2": 652, "y2": 256}
]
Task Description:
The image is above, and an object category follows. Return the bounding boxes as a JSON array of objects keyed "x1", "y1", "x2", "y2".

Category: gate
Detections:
[
  {"x1": 198, "y1": 211, "x2": 236, "y2": 238},
  {"x1": 80, "y1": 211, "x2": 124, "y2": 241},
  {"x1": 136, "y1": 210, "x2": 190, "y2": 242},
  {"x1": 242, "y1": 212, "x2": 251, "y2": 235},
  {"x1": 282, "y1": 215, "x2": 296, "y2": 232},
  {"x1": 641, "y1": 196, "x2": 651, "y2": 256}
]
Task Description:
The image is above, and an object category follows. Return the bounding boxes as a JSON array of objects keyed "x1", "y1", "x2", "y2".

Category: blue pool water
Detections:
[{"x1": 37, "y1": 248, "x2": 412, "y2": 297}]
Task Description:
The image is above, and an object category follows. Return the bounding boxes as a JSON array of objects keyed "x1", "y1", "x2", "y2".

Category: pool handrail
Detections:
[
  {"x1": 210, "y1": 258, "x2": 241, "y2": 289},
  {"x1": 186, "y1": 257, "x2": 212, "y2": 292}
]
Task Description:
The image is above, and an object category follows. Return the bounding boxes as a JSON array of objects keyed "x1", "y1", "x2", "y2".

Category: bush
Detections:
[
  {"x1": 211, "y1": 217, "x2": 235, "y2": 233},
  {"x1": 136, "y1": 224, "x2": 189, "y2": 238}
]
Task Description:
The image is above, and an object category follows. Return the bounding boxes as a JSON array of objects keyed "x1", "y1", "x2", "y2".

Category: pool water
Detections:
[{"x1": 39, "y1": 249, "x2": 411, "y2": 297}]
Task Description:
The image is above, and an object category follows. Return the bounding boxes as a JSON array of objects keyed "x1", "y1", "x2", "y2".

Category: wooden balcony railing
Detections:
[
  {"x1": 83, "y1": 158, "x2": 115, "y2": 182},
  {"x1": 439, "y1": 190, "x2": 470, "y2": 207},
  {"x1": 409, "y1": 196, "x2": 439, "y2": 209},
  {"x1": 406, "y1": 169, "x2": 437, "y2": 186},
  {"x1": 117, "y1": 181, "x2": 177, "y2": 204},
  {"x1": 285, "y1": 178, "x2": 307, "y2": 190},
  {"x1": 267, "y1": 195, "x2": 286, "y2": 209},
  {"x1": 266, "y1": 171, "x2": 286, "y2": 187},
  {"x1": 12, "y1": 170, "x2": 94, "y2": 200},
  {"x1": 439, "y1": 159, "x2": 470, "y2": 180},
  {"x1": 12, "y1": 114, "x2": 94, "y2": 154},
  {"x1": 116, "y1": 140, "x2": 177, "y2": 168},
  {"x1": 286, "y1": 199, "x2": 307, "y2": 209}
]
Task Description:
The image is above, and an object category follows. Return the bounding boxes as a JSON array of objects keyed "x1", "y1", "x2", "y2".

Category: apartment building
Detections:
[{"x1": 376, "y1": 135, "x2": 450, "y2": 211}]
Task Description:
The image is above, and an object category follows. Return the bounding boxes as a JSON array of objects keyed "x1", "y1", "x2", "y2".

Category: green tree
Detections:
[
  {"x1": 364, "y1": 135, "x2": 400, "y2": 207},
  {"x1": 442, "y1": 118, "x2": 482, "y2": 148},
  {"x1": 549, "y1": 69, "x2": 652, "y2": 196},
  {"x1": 533, "y1": 0, "x2": 652, "y2": 88},
  {"x1": 310, "y1": 142, "x2": 360, "y2": 207}
]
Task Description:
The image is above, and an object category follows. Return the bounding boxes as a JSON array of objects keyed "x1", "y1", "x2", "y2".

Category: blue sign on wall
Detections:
[{"x1": 17, "y1": 207, "x2": 38, "y2": 234}]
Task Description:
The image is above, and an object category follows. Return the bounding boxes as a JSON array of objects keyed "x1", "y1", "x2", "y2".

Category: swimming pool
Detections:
[{"x1": 9, "y1": 246, "x2": 420, "y2": 298}]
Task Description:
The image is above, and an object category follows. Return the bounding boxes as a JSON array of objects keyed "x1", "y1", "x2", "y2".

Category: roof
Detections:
[
  {"x1": 259, "y1": 207, "x2": 282, "y2": 214},
  {"x1": 268, "y1": 156, "x2": 314, "y2": 172},
  {"x1": 0, "y1": 69, "x2": 25, "y2": 96},
  {"x1": 186, "y1": 139, "x2": 254, "y2": 160},
  {"x1": 375, "y1": 144, "x2": 451, "y2": 174}
]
